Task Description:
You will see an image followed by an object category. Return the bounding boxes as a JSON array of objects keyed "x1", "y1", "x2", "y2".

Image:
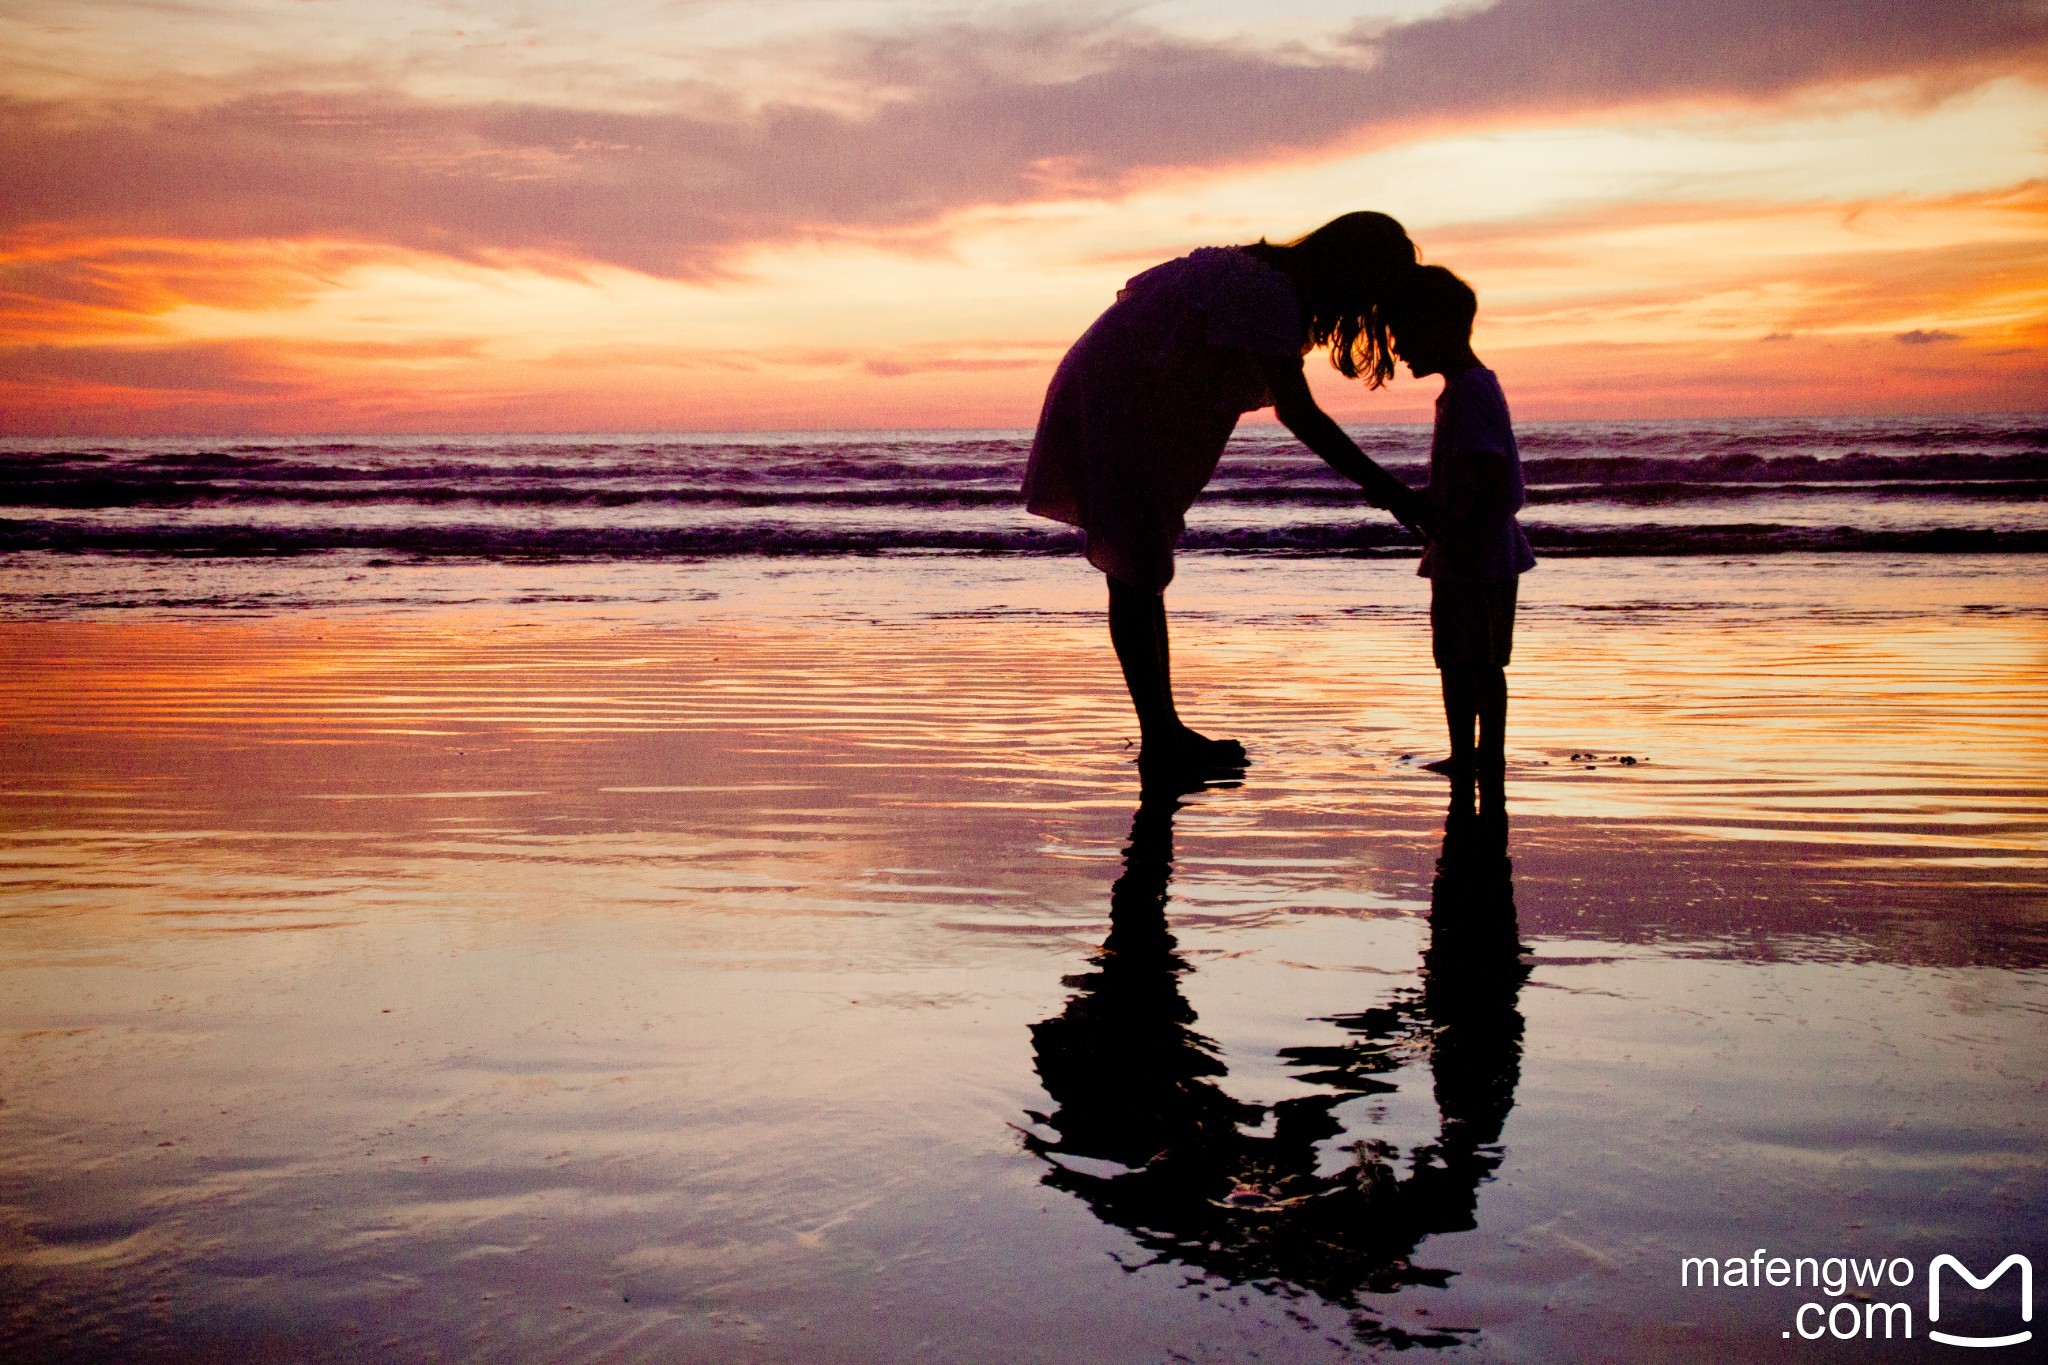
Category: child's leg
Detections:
[
  {"x1": 1477, "y1": 580, "x2": 1516, "y2": 814},
  {"x1": 1474, "y1": 664, "x2": 1507, "y2": 772},
  {"x1": 1425, "y1": 580, "x2": 1480, "y2": 777},
  {"x1": 1434, "y1": 667, "x2": 1479, "y2": 775},
  {"x1": 1474, "y1": 664, "x2": 1507, "y2": 819}
]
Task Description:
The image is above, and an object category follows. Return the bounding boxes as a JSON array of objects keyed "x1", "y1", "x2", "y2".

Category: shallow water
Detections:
[{"x1": 2, "y1": 553, "x2": 2044, "y2": 1360}]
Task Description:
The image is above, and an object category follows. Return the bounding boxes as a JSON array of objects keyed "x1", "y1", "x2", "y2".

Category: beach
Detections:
[
  {"x1": 3, "y1": 544, "x2": 2043, "y2": 1360},
  {"x1": 10, "y1": 0, "x2": 2047, "y2": 1345}
]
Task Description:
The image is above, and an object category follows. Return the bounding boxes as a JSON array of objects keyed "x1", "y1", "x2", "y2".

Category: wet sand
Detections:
[{"x1": 2, "y1": 553, "x2": 2044, "y2": 1361}]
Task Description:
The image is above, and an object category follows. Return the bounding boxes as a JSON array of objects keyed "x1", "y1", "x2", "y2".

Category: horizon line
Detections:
[{"x1": 3, "y1": 408, "x2": 2042, "y2": 444}]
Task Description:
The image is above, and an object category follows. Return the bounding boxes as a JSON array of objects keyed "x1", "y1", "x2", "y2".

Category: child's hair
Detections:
[
  {"x1": 1247, "y1": 212, "x2": 1418, "y2": 388},
  {"x1": 1384, "y1": 265, "x2": 1478, "y2": 340}
]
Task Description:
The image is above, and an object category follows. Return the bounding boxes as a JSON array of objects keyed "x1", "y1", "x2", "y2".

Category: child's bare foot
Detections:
[{"x1": 1138, "y1": 726, "x2": 1247, "y2": 774}]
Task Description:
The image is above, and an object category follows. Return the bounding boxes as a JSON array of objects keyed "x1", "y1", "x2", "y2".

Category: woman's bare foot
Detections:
[
  {"x1": 1422, "y1": 754, "x2": 1473, "y2": 777},
  {"x1": 1138, "y1": 726, "x2": 1247, "y2": 774}
]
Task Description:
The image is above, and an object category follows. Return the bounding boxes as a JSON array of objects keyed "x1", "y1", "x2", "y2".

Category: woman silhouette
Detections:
[{"x1": 1023, "y1": 213, "x2": 1431, "y2": 776}]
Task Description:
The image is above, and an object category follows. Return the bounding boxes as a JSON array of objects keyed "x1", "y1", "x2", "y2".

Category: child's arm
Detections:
[{"x1": 1258, "y1": 355, "x2": 1433, "y2": 535}]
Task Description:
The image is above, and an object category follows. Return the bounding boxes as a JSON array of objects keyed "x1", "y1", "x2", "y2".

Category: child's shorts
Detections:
[{"x1": 1431, "y1": 578, "x2": 1519, "y2": 669}]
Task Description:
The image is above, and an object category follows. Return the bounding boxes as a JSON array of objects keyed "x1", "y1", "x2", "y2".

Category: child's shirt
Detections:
[{"x1": 1418, "y1": 366, "x2": 1537, "y2": 583}]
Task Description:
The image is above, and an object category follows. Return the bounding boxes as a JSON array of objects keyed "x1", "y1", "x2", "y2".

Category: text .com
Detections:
[{"x1": 1680, "y1": 1250, "x2": 2033, "y2": 1346}]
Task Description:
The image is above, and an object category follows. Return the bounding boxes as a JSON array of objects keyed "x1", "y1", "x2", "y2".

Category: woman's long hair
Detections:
[{"x1": 1247, "y1": 212, "x2": 1417, "y2": 388}]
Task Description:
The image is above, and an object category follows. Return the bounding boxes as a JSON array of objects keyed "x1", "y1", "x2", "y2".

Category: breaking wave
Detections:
[{"x1": 2, "y1": 414, "x2": 2042, "y2": 560}]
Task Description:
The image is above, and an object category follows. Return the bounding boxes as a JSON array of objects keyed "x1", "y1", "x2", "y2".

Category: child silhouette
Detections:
[{"x1": 1383, "y1": 266, "x2": 1535, "y2": 813}]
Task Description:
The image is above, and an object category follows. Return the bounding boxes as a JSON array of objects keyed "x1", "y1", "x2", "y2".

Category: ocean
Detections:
[{"x1": 1, "y1": 416, "x2": 2042, "y2": 599}]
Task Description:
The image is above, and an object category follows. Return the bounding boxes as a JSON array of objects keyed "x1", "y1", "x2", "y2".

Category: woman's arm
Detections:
[{"x1": 1258, "y1": 354, "x2": 1432, "y2": 535}]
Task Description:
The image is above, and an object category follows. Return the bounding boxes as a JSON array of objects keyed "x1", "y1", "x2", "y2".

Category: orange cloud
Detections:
[
  {"x1": 0, "y1": 324, "x2": 1066, "y2": 435},
  {"x1": 0, "y1": 236, "x2": 393, "y2": 343},
  {"x1": 4, "y1": 2, "x2": 2046, "y2": 432},
  {"x1": 4, "y1": 2, "x2": 2043, "y2": 276}
]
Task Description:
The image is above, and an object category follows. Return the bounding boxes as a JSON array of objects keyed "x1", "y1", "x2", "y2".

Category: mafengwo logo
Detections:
[
  {"x1": 1679, "y1": 1249, "x2": 2033, "y2": 1346},
  {"x1": 1929, "y1": 1255, "x2": 2032, "y2": 1349}
]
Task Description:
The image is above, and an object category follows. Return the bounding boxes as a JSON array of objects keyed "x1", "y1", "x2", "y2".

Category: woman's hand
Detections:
[{"x1": 1258, "y1": 354, "x2": 1436, "y2": 538}]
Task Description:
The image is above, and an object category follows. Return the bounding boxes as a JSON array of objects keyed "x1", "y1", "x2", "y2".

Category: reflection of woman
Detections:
[
  {"x1": 1022, "y1": 214, "x2": 1431, "y2": 775},
  {"x1": 1023, "y1": 786, "x2": 1525, "y2": 1347},
  {"x1": 1027, "y1": 794, "x2": 1258, "y2": 1184}
]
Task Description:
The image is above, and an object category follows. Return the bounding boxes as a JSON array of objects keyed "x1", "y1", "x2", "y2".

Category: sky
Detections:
[{"x1": 2, "y1": 0, "x2": 2045, "y2": 434}]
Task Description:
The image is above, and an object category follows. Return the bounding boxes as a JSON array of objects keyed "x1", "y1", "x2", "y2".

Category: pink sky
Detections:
[{"x1": 3, "y1": 0, "x2": 2045, "y2": 433}]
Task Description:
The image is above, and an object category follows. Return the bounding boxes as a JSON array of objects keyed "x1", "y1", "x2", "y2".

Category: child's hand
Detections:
[
  {"x1": 1391, "y1": 488, "x2": 1438, "y2": 540},
  {"x1": 1346, "y1": 463, "x2": 1433, "y2": 538}
]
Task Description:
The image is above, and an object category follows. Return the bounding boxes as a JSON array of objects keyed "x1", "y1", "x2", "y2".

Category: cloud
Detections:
[
  {"x1": 524, "y1": 339, "x2": 1058, "y2": 377},
  {"x1": 0, "y1": 339, "x2": 304, "y2": 396},
  {"x1": 1894, "y1": 328, "x2": 1963, "y2": 343},
  {"x1": 860, "y1": 354, "x2": 1049, "y2": 377},
  {"x1": 3, "y1": 0, "x2": 2044, "y2": 277},
  {"x1": 0, "y1": 237, "x2": 391, "y2": 341},
  {"x1": 1345, "y1": 0, "x2": 2048, "y2": 116},
  {"x1": 1776, "y1": 230, "x2": 2048, "y2": 332},
  {"x1": 1403, "y1": 176, "x2": 2048, "y2": 338}
]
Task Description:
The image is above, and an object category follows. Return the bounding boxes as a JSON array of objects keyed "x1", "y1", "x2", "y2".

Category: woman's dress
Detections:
[{"x1": 1022, "y1": 247, "x2": 1303, "y2": 591}]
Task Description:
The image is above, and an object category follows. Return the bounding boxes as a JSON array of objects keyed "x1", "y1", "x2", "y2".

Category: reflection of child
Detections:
[{"x1": 1384, "y1": 267, "x2": 1535, "y2": 805}]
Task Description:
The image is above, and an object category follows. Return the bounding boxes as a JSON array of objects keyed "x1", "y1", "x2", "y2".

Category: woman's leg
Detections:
[
  {"x1": 1107, "y1": 576, "x2": 1245, "y2": 767},
  {"x1": 1107, "y1": 576, "x2": 1174, "y2": 739}
]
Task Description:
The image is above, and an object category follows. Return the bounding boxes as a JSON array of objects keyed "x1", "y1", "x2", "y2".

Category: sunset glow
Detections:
[{"x1": 4, "y1": 0, "x2": 2045, "y2": 433}]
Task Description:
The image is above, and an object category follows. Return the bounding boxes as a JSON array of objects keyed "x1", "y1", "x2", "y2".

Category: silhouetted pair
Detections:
[{"x1": 1024, "y1": 214, "x2": 1534, "y2": 812}]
